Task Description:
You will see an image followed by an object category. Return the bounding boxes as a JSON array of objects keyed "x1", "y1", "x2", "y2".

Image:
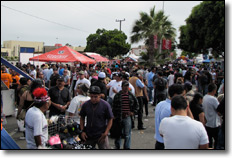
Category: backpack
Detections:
[{"x1": 156, "y1": 78, "x2": 166, "y2": 91}]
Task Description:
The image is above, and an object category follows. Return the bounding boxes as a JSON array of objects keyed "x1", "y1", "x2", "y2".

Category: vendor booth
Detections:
[
  {"x1": 29, "y1": 46, "x2": 96, "y2": 64},
  {"x1": 84, "y1": 52, "x2": 109, "y2": 62}
]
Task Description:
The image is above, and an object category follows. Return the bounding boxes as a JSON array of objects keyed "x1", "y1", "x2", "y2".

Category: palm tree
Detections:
[{"x1": 131, "y1": 6, "x2": 176, "y2": 66}]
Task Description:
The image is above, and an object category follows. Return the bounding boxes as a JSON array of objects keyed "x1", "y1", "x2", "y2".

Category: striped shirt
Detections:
[{"x1": 121, "y1": 92, "x2": 130, "y2": 114}]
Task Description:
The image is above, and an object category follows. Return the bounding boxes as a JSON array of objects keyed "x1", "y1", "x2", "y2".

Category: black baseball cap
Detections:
[
  {"x1": 115, "y1": 73, "x2": 122, "y2": 77},
  {"x1": 57, "y1": 76, "x2": 64, "y2": 81},
  {"x1": 122, "y1": 81, "x2": 129, "y2": 87},
  {"x1": 89, "y1": 86, "x2": 101, "y2": 94}
]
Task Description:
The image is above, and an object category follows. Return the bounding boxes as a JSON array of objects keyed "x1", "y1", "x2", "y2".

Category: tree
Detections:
[
  {"x1": 84, "y1": 29, "x2": 131, "y2": 59},
  {"x1": 65, "y1": 43, "x2": 72, "y2": 47},
  {"x1": 131, "y1": 6, "x2": 176, "y2": 66},
  {"x1": 178, "y1": 1, "x2": 224, "y2": 57}
]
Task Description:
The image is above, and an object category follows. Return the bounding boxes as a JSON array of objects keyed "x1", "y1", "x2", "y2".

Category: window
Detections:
[
  {"x1": 1, "y1": 52, "x2": 8, "y2": 56},
  {"x1": 20, "y1": 47, "x2": 35, "y2": 53}
]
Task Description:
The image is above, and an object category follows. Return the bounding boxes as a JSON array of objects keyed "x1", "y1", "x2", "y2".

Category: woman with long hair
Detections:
[
  {"x1": 16, "y1": 79, "x2": 44, "y2": 139},
  {"x1": 189, "y1": 92, "x2": 206, "y2": 125}
]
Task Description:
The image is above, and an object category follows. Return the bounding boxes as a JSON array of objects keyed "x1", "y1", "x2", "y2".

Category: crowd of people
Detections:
[{"x1": 1, "y1": 60, "x2": 225, "y2": 149}]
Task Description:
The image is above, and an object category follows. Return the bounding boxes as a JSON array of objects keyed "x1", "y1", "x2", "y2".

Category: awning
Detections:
[
  {"x1": 85, "y1": 52, "x2": 109, "y2": 62},
  {"x1": 29, "y1": 46, "x2": 96, "y2": 64}
]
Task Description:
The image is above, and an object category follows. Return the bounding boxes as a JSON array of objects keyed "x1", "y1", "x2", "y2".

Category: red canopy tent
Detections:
[
  {"x1": 29, "y1": 46, "x2": 96, "y2": 64},
  {"x1": 85, "y1": 52, "x2": 109, "y2": 62}
]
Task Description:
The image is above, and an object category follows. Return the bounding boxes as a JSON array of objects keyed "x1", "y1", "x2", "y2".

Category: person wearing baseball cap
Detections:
[
  {"x1": 67, "y1": 83, "x2": 90, "y2": 124},
  {"x1": 49, "y1": 67, "x2": 60, "y2": 88},
  {"x1": 91, "y1": 72, "x2": 108, "y2": 101},
  {"x1": 74, "y1": 70, "x2": 91, "y2": 96},
  {"x1": 48, "y1": 75, "x2": 71, "y2": 117},
  {"x1": 106, "y1": 72, "x2": 122, "y2": 106},
  {"x1": 122, "y1": 73, "x2": 135, "y2": 95},
  {"x1": 79, "y1": 70, "x2": 85, "y2": 75},
  {"x1": 79, "y1": 85, "x2": 114, "y2": 149},
  {"x1": 112, "y1": 80, "x2": 139, "y2": 149}
]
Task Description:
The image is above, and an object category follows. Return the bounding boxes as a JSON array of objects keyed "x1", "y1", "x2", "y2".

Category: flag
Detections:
[
  {"x1": 154, "y1": 35, "x2": 158, "y2": 49},
  {"x1": 162, "y1": 39, "x2": 172, "y2": 50}
]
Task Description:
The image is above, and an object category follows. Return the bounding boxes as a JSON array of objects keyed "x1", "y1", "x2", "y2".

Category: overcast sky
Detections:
[{"x1": 1, "y1": 1, "x2": 206, "y2": 50}]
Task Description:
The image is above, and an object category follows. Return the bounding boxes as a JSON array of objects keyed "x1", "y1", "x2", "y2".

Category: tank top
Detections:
[{"x1": 23, "y1": 91, "x2": 34, "y2": 111}]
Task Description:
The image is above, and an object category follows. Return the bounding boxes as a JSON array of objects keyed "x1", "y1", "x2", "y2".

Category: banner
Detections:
[
  {"x1": 162, "y1": 39, "x2": 172, "y2": 50},
  {"x1": 154, "y1": 35, "x2": 158, "y2": 49}
]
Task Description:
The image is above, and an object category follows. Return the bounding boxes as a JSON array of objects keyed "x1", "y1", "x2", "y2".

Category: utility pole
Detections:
[
  {"x1": 163, "y1": 1, "x2": 165, "y2": 12},
  {"x1": 159, "y1": 1, "x2": 165, "y2": 55},
  {"x1": 116, "y1": 18, "x2": 125, "y2": 31}
]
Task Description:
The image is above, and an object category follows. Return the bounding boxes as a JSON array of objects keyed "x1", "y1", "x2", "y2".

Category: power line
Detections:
[
  {"x1": 1, "y1": 4, "x2": 91, "y2": 34},
  {"x1": 69, "y1": 1, "x2": 115, "y2": 20}
]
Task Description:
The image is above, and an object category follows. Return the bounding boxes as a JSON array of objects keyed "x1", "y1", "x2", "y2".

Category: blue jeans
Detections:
[
  {"x1": 202, "y1": 84, "x2": 208, "y2": 96},
  {"x1": 216, "y1": 126, "x2": 225, "y2": 149},
  {"x1": 115, "y1": 116, "x2": 132, "y2": 149},
  {"x1": 147, "y1": 87, "x2": 153, "y2": 102},
  {"x1": 107, "y1": 97, "x2": 113, "y2": 107}
]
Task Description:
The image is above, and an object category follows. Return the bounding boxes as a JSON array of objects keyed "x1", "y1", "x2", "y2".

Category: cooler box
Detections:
[{"x1": 1, "y1": 89, "x2": 15, "y2": 116}]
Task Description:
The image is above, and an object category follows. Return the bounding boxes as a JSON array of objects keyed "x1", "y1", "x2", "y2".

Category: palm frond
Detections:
[{"x1": 150, "y1": 6, "x2": 156, "y2": 18}]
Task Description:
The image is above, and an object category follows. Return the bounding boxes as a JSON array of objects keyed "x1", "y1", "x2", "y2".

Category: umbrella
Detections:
[
  {"x1": 178, "y1": 56, "x2": 188, "y2": 60},
  {"x1": 210, "y1": 58, "x2": 216, "y2": 62}
]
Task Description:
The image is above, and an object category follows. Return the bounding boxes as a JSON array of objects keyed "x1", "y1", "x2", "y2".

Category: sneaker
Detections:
[
  {"x1": 19, "y1": 136, "x2": 25, "y2": 140},
  {"x1": 138, "y1": 126, "x2": 146, "y2": 130}
]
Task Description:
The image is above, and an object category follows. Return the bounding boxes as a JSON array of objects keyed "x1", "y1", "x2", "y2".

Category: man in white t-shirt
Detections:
[
  {"x1": 167, "y1": 71, "x2": 174, "y2": 87},
  {"x1": 159, "y1": 95, "x2": 209, "y2": 149},
  {"x1": 29, "y1": 65, "x2": 37, "y2": 79},
  {"x1": 67, "y1": 83, "x2": 90, "y2": 124},
  {"x1": 74, "y1": 71, "x2": 91, "y2": 96},
  {"x1": 25, "y1": 87, "x2": 51, "y2": 149},
  {"x1": 202, "y1": 83, "x2": 220, "y2": 149},
  {"x1": 107, "y1": 73, "x2": 122, "y2": 106},
  {"x1": 182, "y1": 67, "x2": 187, "y2": 77}
]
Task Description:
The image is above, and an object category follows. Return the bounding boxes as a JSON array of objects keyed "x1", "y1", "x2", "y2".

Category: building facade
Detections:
[
  {"x1": 1, "y1": 48, "x2": 11, "y2": 57},
  {"x1": 131, "y1": 45, "x2": 147, "y2": 56},
  {"x1": 1, "y1": 41, "x2": 86, "y2": 57},
  {"x1": 1, "y1": 40, "x2": 44, "y2": 57}
]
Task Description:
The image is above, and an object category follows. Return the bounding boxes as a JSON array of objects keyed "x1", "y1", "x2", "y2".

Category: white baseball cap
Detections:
[{"x1": 98, "y1": 72, "x2": 106, "y2": 78}]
